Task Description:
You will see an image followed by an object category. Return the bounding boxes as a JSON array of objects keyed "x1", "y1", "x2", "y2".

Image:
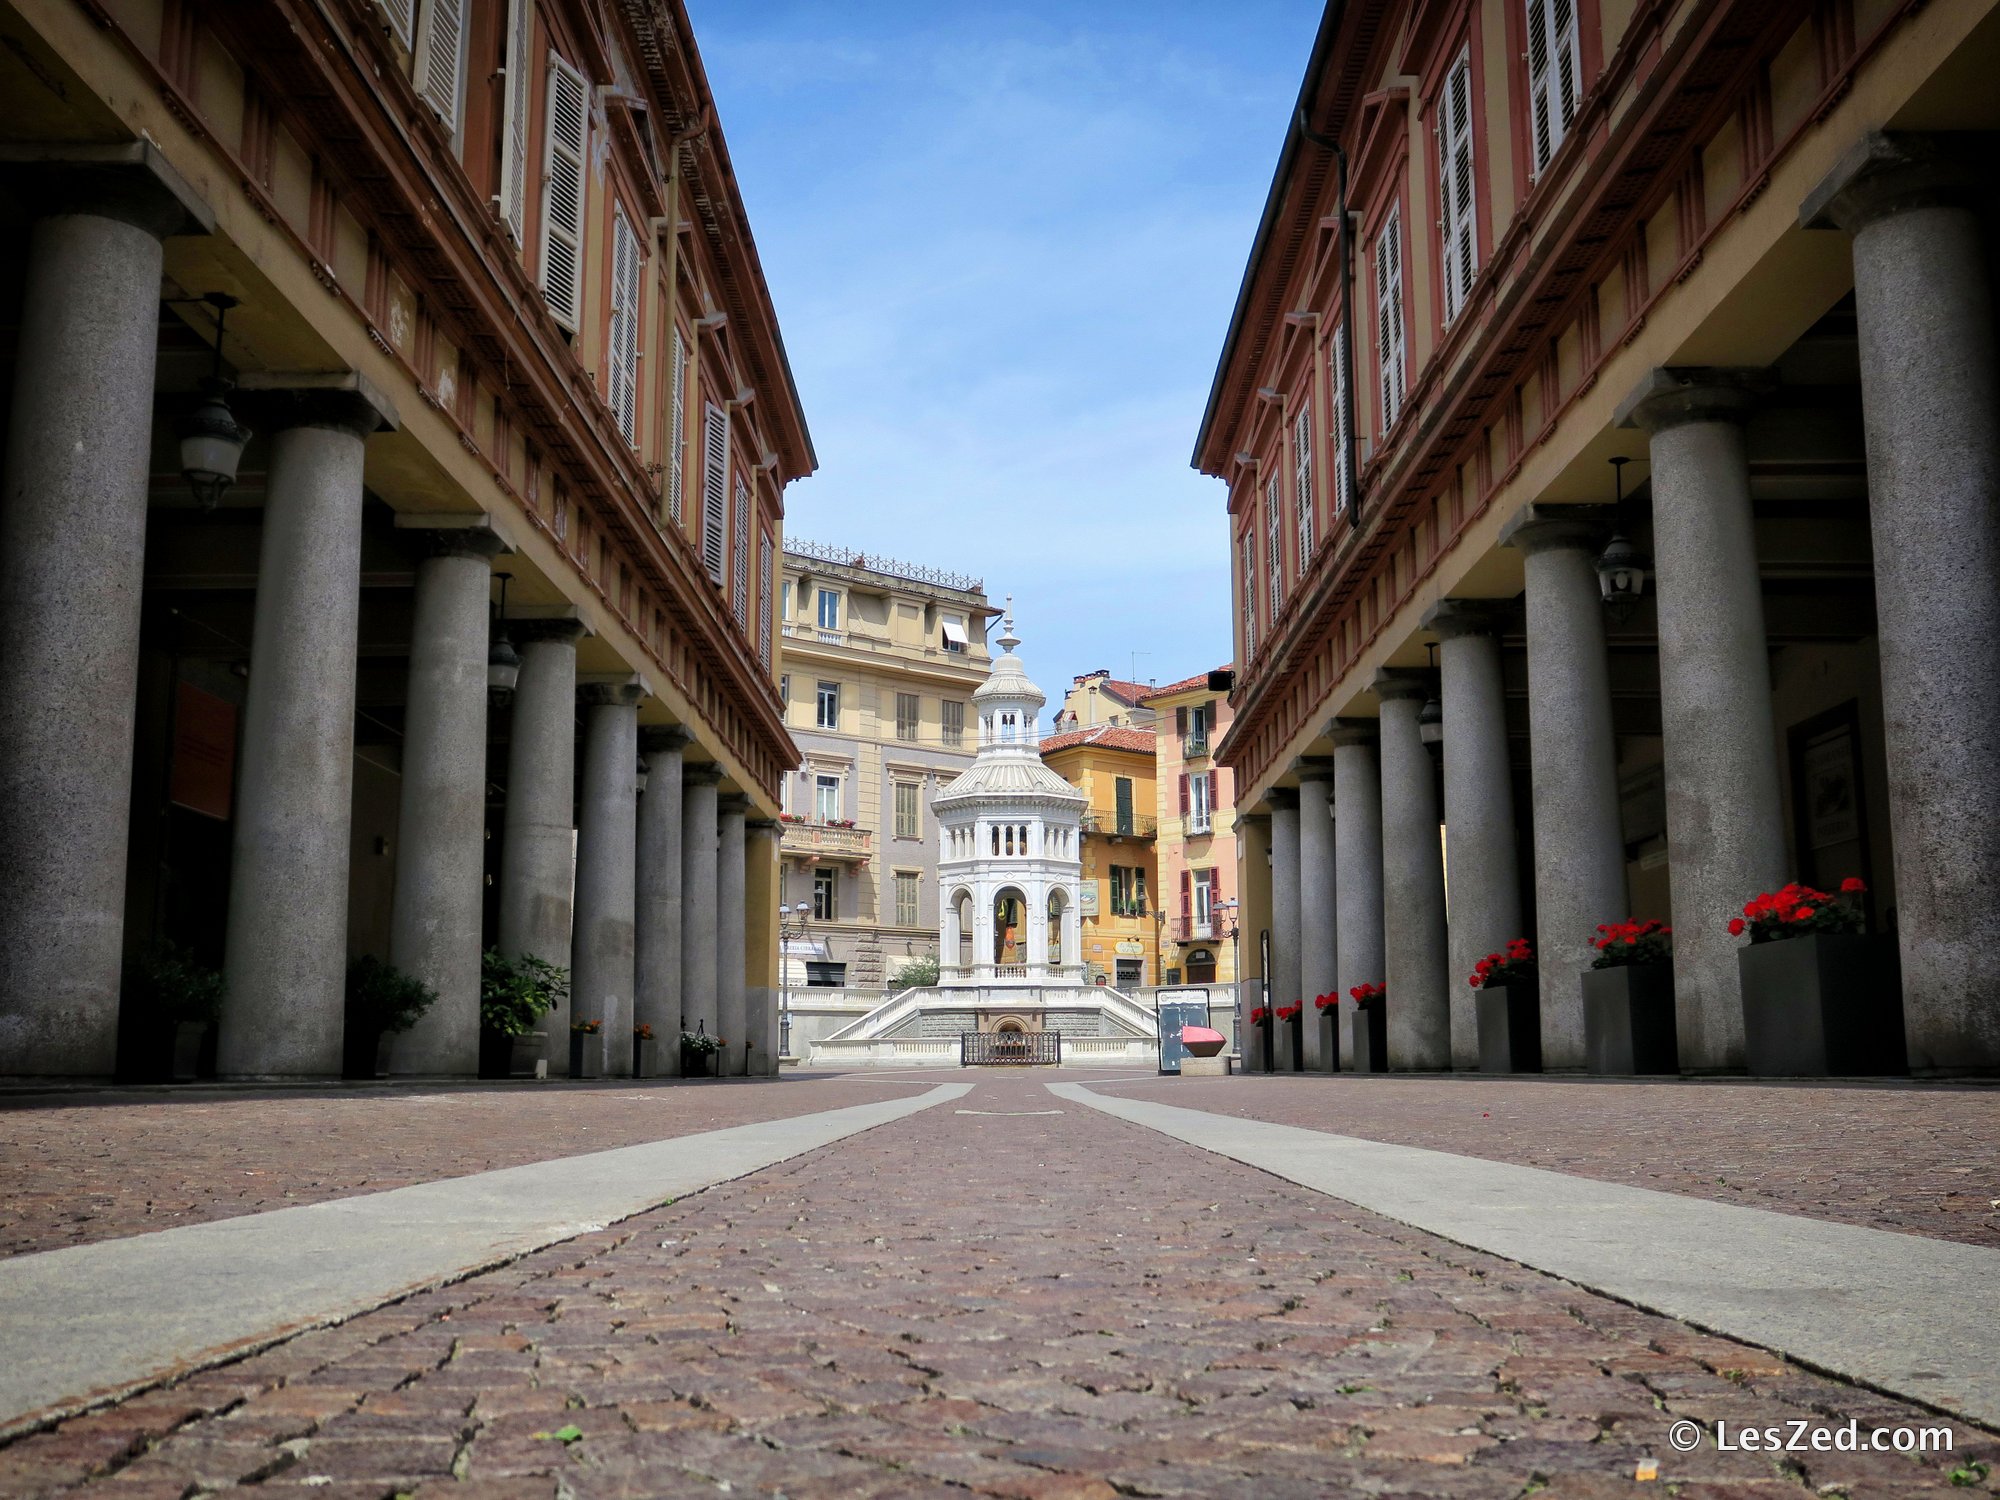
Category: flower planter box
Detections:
[
  {"x1": 509, "y1": 1032, "x2": 545, "y2": 1078},
  {"x1": 680, "y1": 1044, "x2": 714, "y2": 1078},
  {"x1": 632, "y1": 1037, "x2": 659, "y2": 1078},
  {"x1": 1738, "y1": 931, "x2": 1905, "y2": 1077},
  {"x1": 1280, "y1": 1016, "x2": 1303, "y2": 1071},
  {"x1": 1318, "y1": 1010, "x2": 1341, "y2": 1072},
  {"x1": 347, "y1": 1027, "x2": 397, "y2": 1080},
  {"x1": 1582, "y1": 963, "x2": 1679, "y2": 1075},
  {"x1": 171, "y1": 1021, "x2": 213, "y2": 1083},
  {"x1": 1253, "y1": 1023, "x2": 1272, "y2": 1073},
  {"x1": 568, "y1": 1032, "x2": 603, "y2": 1079},
  {"x1": 1476, "y1": 982, "x2": 1542, "y2": 1073},
  {"x1": 1349, "y1": 1000, "x2": 1387, "y2": 1073}
]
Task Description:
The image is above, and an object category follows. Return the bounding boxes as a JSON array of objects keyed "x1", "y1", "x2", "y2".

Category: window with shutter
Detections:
[
  {"x1": 667, "y1": 326, "x2": 686, "y2": 523},
  {"x1": 1329, "y1": 323, "x2": 1352, "y2": 517},
  {"x1": 700, "y1": 403, "x2": 728, "y2": 584},
  {"x1": 495, "y1": 0, "x2": 531, "y2": 241},
  {"x1": 413, "y1": 0, "x2": 467, "y2": 134},
  {"x1": 539, "y1": 51, "x2": 589, "y2": 332},
  {"x1": 1241, "y1": 533, "x2": 1259, "y2": 659},
  {"x1": 758, "y1": 530, "x2": 774, "y2": 668},
  {"x1": 1439, "y1": 47, "x2": 1478, "y2": 323},
  {"x1": 1178, "y1": 774, "x2": 1190, "y2": 815},
  {"x1": 1526, "y1": 0, "x2": 1584, "y2": 176},
  {"x1": 732, "y1": 475, "x2": 751, "y2": 628},
  {"x1": 1293, "y1": 406, "x2": 1314, "y2": 564},
  {"x1": 1265, "y1": 478, "x2": 1284, "y2": 618},
  {"x1": 608, "y1": 210, "x2": 640, "y2": 444},
  {"x1": 1375, "y1": 206, "x2": 1407, "y2": 432},
  {"x1": 1175, "y1": 706, "x2": 1188, "y2": 737},
  {"x1": 375, "y1": 0, "x2": 415, "y2": 50}
]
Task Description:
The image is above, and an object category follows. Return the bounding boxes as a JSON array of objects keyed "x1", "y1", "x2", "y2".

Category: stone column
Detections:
[
  {"x1": 1235, "y1": 810, "x2": 1272, "y2": 1072},
  {"x1": 1296, "y1": 765, "x2": 1338, "y2": 1071},
  {"x1": 1502, "y1": 509, "x2": 1630, "y2": 1069},
  {"x1": 0, "y1": 145, "x2": 210, "y2": 1077},
  {"x1": 1425, "y1": 602, "x2": 1526, "y2": 1070},
  {"x1": 745, "y1": 819, "x2": 782, "y2": 1075},
  {"x1": 1804, "y1": 134, "x2": 2000, "y2": 1074},
  {"x1": 1267, "y1": 790, "x2": 1301, "y2": 1072},
  {"x1": 1620, "y1": 369, "x2": 1787, "y2": 1071},
  {"x1": 572, "y1": 682, "x2": 641, "y2": 1077},
  {"x1": 1375, "y1": 673, "x2": 1450, "y2": 1070},
  {"x1": 680, "y1": 762, "x2": 723, "y2": 1046},
  {"x1": 1331, "y1": 723, "x2": 1385, "y2": 1070},
  {"x1": 716, "y1": 794, "x2": 750, "y2": 1077},
  {"x1": 219, "y1": 377, "x2": 394, "y2": 1078},
  {"x1": 635, "y1": 726, "x2": 690, "y2": 1076},
  {"x1": 497, "y1": 620, "x2": 582, "y2": 1071},
  {"x1": 389, "y1": 527, "x2": 502, "y2": 1076}
]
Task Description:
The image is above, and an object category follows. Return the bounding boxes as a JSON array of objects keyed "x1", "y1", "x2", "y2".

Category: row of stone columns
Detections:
[{"x1": 1258, "y1": 134, "x2": 1999, "y2": 1077}]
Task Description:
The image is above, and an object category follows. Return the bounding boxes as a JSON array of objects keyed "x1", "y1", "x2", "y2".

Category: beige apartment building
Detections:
[{"x1": 776, "y1": 543, "x2": 992, "y2": 1029}]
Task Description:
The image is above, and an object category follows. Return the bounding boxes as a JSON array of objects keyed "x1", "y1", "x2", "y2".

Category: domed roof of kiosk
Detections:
[
  {"x1": 937, "y1": 603, "x2": 1085, "y2": 808},
  {"x1": 970, "y1": 608, "x2": 1046, "y2": 709}
]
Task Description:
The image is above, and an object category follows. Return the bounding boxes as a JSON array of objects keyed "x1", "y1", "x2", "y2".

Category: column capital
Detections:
[
  {"x1": 684, "y1": 761, "x2": 727, "y2": 787},
  {"x1": 1293, "y1": 756, "x2": 1337, "y2": 784},
  {"x1": 1327, "y1": 717, "x2": 1379, "y2": 748},
  {"x1": 1373, "y1": 667, "x2": 1432, "y2": 703},
  {"x1": 1422, "y1": 598, "x2": 1510, "y2": 640},
  {"x1": 1801, "y1": 131, "x2": 1991, "y2": 233},
  {"x1": 1266, "y1": 787, "x2": 1299, "y2": 811},
  {"x1": 400, "y1": 519, "x2": 506, "y2": 560},
  {"x1": 638, "y1": 724, "x2": 695, "y2": 756},
  {"x1": 1501, "y1": 503, "x2": 1608, "y2": 557},
  {"x1": 0, "y1": 141, "x2": 213, "y2": 239},
  {"x1": 240, "y1": 370, "x2": 398, "y2": 437},
  {"x1": 718, "y1": 793, "x2": 752, "y2": 816},
  {"x1": 513, "y1": 616, "x2": 587, "y2": 645},
  {"x1": 1615, "y1": 367, "x2": 1770, "y2": 434},
  {"x1": 578, "y1": 677, "x2": 645, "y2": 708}
]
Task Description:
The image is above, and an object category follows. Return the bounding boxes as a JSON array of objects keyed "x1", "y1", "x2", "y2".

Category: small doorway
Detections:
[{"x1": 1185, "y1": 947, "x2": 1218, "y2": 983}]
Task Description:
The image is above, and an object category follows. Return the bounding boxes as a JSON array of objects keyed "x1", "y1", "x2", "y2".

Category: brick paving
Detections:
[
  {"x1": 3, "y1": 1072, "x2": 1992, "y2": 1498},
  {"x1": 1094, "y1": 1073, "x2": 2000, "y2": 1250},
  {"x1": 0, "y1": 1076, "x2": 923, "y2": 1260}
]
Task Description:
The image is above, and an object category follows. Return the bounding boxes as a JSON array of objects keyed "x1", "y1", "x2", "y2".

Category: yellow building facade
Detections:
[{"x1": 1039, "y1": 726, "x2": 1161, "y2": 989}]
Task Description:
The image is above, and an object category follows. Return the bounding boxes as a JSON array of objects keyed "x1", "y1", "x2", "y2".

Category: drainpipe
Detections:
[{"x1": 1297, "y1": 108, "x2": 1361, "y2": 533}]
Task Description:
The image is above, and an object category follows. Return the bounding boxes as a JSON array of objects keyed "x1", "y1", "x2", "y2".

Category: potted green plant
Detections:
[
  {"x1": 480, "y1": 949, "x2": 565, "y2": 1078},
  {"x1": 569, "y1": 1017, "x2": 603, "y2": 1079},
  {"x1": 632, "y1": 1022, "x2": 660, "y2": 1078},
  {"x1": 680, "y1": 1026, "x2": 722, "y2": 1077},
  {"x1": 889, "y1": 953, "x2": 940, "y2": 988},
  {"x1": 1470, "y1": 939, "x2": 1541, "y2": 1073},
  {"x1": 127, "y1": 943, "x2": 226, "y2": 1082},
  {"x1": 1732, "y1": 879, "x2": 1904, "y2": 1076},
  {"x1": 1582, "y1": 920, "x2": 1679, "y2": 1075},
  {"x1": 1346, "y1": 984, "x2": 1387, "y2": 1073},
  {"x1": 343, "y1": 956, "x2": 438, "y2": 1079}
]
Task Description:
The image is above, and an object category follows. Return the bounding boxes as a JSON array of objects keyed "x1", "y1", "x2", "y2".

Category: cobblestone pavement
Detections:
[
  {"x1": 1092, "y1": 1073, "x2": 2000, "y2": 1250},
  {"x1": 0, "y1": 1076, "x2": 923, "y2": 1259},
  {"x1": 3, "y1": 1073, "x2": 1992, "y2": 1499}
]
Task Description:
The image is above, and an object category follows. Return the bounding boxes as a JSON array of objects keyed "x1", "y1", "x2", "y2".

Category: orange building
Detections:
[
  {"x1": 1039, "y1": 725, "x2": 1161, "y2": 989},
  {"x1": 1145, "y1": 671, "x2": 1239, "y2": 992}
]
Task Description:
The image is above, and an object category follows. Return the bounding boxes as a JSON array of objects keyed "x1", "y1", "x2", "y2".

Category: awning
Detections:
[{"x1": 941, "y1": 617, "x2": 968, "y2": 646}]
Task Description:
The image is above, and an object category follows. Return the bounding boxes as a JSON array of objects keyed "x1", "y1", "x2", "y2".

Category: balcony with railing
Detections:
[
  {"x1": 1182, "y1": 730, "x2": 1211, "y2": 761},
  {"x1": 1186, "y1": 809, "x2": 1214, "y2": 836},
  {"x1": 1171, "y1": 915, "x2": 1217, "y2": 944},
  {"x1": 1080, "y1": 810, "x2": 1157, "y2": 840},
  {"x1": 778, "y1": 820, "x2": 873, "y2": 862}
]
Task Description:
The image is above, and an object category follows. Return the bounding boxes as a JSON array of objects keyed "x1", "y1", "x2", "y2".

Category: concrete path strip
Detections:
[
  {"x1": 0, "y1": 1081, "x2": 972, "y2": 1438},
  {"x1": 1051, "y1": 1082, "x2": 2000, "y2": 1429}
]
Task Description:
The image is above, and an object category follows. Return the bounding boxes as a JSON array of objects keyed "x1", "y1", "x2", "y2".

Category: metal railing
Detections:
[
  {"x1": 961, "y1": 1031, "x2": 1062, "y2": 1066},
  {"x1": 785, "y1": 538, "x2": 984, "y2": 594},
  {"x1": 779, "y1": 821, "x2": 872, "y2": 859},
  {"x1": 1182, "y1": 731, "x2": 1211, "y2": 760},
  {"x1": 1171, "y1": 916, "x2": 1217, "y2": 944},
  {"x1": 1081, "y1": 811, "x2": 1158, "y2": 839},
  {"x1": 1187, "y1": 810, "x2": 1214, "y2": 836}
]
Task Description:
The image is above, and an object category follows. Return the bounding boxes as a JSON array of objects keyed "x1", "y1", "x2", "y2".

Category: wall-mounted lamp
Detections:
[
  {"x1": 487, "y1": 571, "x2": 521, "y2": 697},
  {"x1": 1596, "y1": 457, "x2": 1650, "y2": 622},
  {"x1": 174, "y1": 293, "x2": 250, "y2": 510},
  {"x1": 1417, "y1": 643, "x2": 1444, "y2": 748}
]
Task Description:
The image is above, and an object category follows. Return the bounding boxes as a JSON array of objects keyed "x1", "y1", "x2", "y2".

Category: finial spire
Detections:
[{"x1": 997, "y1": 596, "x2": 1020, "y2": 654}]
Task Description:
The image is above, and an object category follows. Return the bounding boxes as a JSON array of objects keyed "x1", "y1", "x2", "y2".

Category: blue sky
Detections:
[{"x1": 687, "y1": 0, "x2": 1321, "y2": 705}]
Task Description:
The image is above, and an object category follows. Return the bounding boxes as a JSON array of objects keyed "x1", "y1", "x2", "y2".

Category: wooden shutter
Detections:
[
  {"x1": 1180, "y1": 870, "x2": 1193, "y2": 922},
  {"x1": 1329, "y1": 323, "x2": 1351, "y2": 517},
  {"x1": 667, "y1": 325, "x2": 686, "y2": 522},
  {"x1": 758, "y1": 529, "x2": 774, "y2": 668},
  {"x1": 1241, "y1": 533, "x2": 1259, "y2": 659},
  {"x1": 700, "y1": 403, "x2": 728, "y2": 584},
  {"x1": 1375, "y1": 206, "x2": 1405, "y2": 431},
  {"x1": 1265, "y1": 478, "x2": 1284, "y2": 617},
  {"x1": 1178, "y1": 774, "x2": 1190, "y2": 815},
  {"x1": 496, "y1": 0, "x2": 531, "y2": 242},
  {"x1": 1175, "y1": 706, "x2": 1188, "y2": 737},
  {"x1": 1293, "y1": 405, "x2": 1314, "y2": 563},
  {"x1": 413, "y1": 0, "x2": 467, "y2": 134},
  {"x1": 539, "y1": 51, "x2": 589, "y2": 331},
  {"x1": 375, "y1": 0, "x2": 415, "y2": 50},
  {"x1": 1206, "y1": 771, "x2": 1219, "y2": 813},
  {"x1": 1439, "y1": 47, "x2": 1477, "y2": 323},
  {"x1": 1527, "y1": 0, "x2": 1582, "y2": 176},
  {"x1": 608, "y1": 210, "x2": 640, "y2": 444},
  {"x1": 732, "y1": 474, "x2": 751, "y2": 627}
]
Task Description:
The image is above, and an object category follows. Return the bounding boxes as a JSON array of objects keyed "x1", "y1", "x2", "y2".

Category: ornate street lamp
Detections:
[
  {"x1": 1418, "y1": 643, "x2": 1444, "y2": 748},
  {"x1": 1596, "y1": 456, "x2": 1650, "y2": 622},
  {"x1": 174, "y1": 293, "x2": 249, "y2": 510},
  {"x1": 488, "y1": 571, "x2": 521, "y2": 699}
]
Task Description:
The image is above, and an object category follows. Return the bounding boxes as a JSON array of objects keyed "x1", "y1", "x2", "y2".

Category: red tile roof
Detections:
[
  {"x1": 1038, "y1": 725, "x2": 1158, "y2": 756},
  {"x1": 1086, "y1": 678, "x2": 1154, "y2": 706},
  {"x1": 1142, "y1": 666, "x2": 1234, "y2": 705}
]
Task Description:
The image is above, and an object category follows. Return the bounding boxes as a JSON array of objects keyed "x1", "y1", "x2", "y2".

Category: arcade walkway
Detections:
[{"x1": 0, "y1": 1072, "x2": 1994, "y2": 1496}]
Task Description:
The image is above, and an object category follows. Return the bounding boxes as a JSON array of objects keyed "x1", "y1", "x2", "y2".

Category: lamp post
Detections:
[
  {"x1": 778, "y1": 900, "x2": 811, "y2": 1063},
  {"x1": 1216, "y1": 897, "x2": 1243, "y2": 1048}
]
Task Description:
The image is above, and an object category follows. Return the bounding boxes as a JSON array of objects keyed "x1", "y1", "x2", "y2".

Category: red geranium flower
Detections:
[
  {"x1": 1840, "y1": 877, "x2": 1866, "y2": 894},
  {"x1": 1727, "y1": 918, "x2": 1746, "y2": 936}
]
